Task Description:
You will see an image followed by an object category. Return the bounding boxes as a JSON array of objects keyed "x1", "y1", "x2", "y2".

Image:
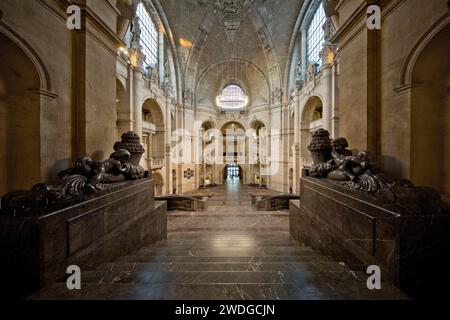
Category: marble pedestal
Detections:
[
  {"x1": 290, "y1": 176, "x2": 449, "y2": 297},
  {"x1": 0, "y1": 178, "x2": 167, "y2": 299}
]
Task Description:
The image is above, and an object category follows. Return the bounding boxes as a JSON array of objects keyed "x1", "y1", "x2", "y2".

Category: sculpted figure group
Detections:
[
  {"x1": 308, "y1": 129, "x2": 396, "y2": 193},
  {"x1": 1, "y1": 132, "x2": 146, "y2": 217}
]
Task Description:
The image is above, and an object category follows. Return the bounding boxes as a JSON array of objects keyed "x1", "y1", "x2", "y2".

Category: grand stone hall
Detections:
[{"x1": 0, "y1": 0, "x2": 449, "y2": 301}]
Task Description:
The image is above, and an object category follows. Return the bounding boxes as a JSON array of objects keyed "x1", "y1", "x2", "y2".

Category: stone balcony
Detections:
[
  {"x1": 151, "y1": 158, "x2": 165, "y2": 170},
  {"x1": 142, "y1": 121, "x2": 156, "y2": 133}
]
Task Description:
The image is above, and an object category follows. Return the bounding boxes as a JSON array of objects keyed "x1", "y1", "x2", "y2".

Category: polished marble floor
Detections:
[{"x1": 32, "y1": 180, "x2": 407, "y2": 300}]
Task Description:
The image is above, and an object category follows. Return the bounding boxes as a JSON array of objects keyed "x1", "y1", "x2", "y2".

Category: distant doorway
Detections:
[{"x1": 223, "y1": 164, "x2": 242, "y2": 181}]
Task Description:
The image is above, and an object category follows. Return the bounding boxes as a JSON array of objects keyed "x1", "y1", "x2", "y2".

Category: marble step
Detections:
[
  {"x1": 150, "y1": 240, "x2": 301, "y2": 247},
  {"x1": 168, "y1": 211, "x2": 288, "y2": 216},
  {"x1": 165, "y1": 231, "x2": 292, "y2": 239},
  {"x1": 32, "y1": 282, "x2": 377, "y2": 300},
  {"x1": 56, "y1": 269, "x2": 367, "y2": 286},
  {"x1": 114, "y1": 254, "x2": 326, "y2": 264},
  {"x1": 94, "y1": 261, "x2": 351, "y2": 273},
  {"x1": 167, "y1": 219, "x2": 288, "y2": 231},
  {"x1": 133, "y1": 246, "x2": 317, "y2": 257},
  {"x1": 206, "y1": 202, "x2": 252, "y2": 206}
]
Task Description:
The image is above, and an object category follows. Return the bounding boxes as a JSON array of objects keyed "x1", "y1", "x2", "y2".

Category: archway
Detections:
[
  {"x1": 116, "y1": 78, "x2": 131, "y2": 138},
  {"x1": 300, "y1": 96, "x2": 324, "y2": 168},
  {"x1": 223, "y1": 164, "x2": 243, "y2": 181},
  {"x1": 410, "y1": 24, "x2": 450, "y2": 195},
  {"x1": 153, "y1": 172, "x2": 164, "y2": 196},
  {"x1": 221, "y1": 121, "x2": 246, "y2": 165},
  {"x1": 0, "y1": 32, "x2": 41, "y2": 195},
  {"x1": 142, "y1": 98, "x2": 165, "y2": 171}
]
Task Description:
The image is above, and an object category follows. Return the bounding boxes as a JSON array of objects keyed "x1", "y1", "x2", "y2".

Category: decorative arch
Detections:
[
  {"x1": 0, "y1": 29, "x2": 43, "y2": 195},
  {"x1": 116, "y1": 78, "x2": 131, "y2": 137},
  {"x1": 249, "y1": 119, "x2": 269, "y2": 131},
  {"x1": 400, "y1": 15, "x2": 449, "y2": 87},
  {"x1": 219, "y1": 120, "x2": 248, "y2": 132},
  {"x1": 408, "y1": 22, "x2": 450, "y2": 195},
  {"x1": 284, "y1": 0, "x2": 329, "y2": 96},
  {"x1": 0, "y1": 22, "x2": 53, "y2": 93},
  {"x1": 299, "y1": 95, "x2": 324, "y2": 170},
  {"x1": 146, "y1": 0, "x2": 182, "y2": 103},
  {"x1": 301, "y1": 95, "x2": 324, "y2": 122},
  {"x1": 195, "y1": 58, "x2": 271, "y2": 107},
  {"x1": 142, "y1": 97, "x2": 165, "y2": 124},
  {"x1": 201, "y1": 120, "x2": 216, "y2": 130},
  {"x1": 284, "y1": 0, "x2": 315, "y2": 95},
  {"x1": 141, "y1": 98, "x2": 166, "y2": 171}
]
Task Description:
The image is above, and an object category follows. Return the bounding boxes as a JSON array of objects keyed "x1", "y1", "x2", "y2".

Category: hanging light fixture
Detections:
[{"x1": 216, "y1": 84, "x2": 248, "y2": 110}]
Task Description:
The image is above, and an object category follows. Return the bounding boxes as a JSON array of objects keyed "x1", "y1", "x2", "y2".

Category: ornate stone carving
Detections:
[
  {"x1": 130, "y1": 48, "x2": 145, "y2": 70},
  {"x1": 149, "y1": 64, "x2": 159, "y2": 85},
  {"x1": 220, "y1": 0, "x2": 244, "y2": 41},
  {"x1": 307, "y1": 63, "x2": 318, "y2": 82},
  {"x1": 271, "y1": 88, "x2": 283, "y2": 104},
  {"x1": 130, "y1": 16, "x2": 142, "y2": 50},
  {"x1": 320, "y1": 43, "x2": 338, "y2": 66},
  {"x1": 163, "y1": 58, "x2": 173, "y2": 96},
  {"x1": 220, "y1": 0, "x2": 243, "y2": 17},
  {"x1": 294, "y1": 57, "x2": 303, "y2": 85},
  {"x1": 183, "y1": 89, "x2": 194, "y2": 106},
  {"x1": 1, "y1": 133, "x2": 147, "y2": 217}
]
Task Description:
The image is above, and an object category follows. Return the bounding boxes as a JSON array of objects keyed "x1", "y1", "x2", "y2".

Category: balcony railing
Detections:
[
  {"x1": 142, "y1": 121, "x2": 156, "y2": 133},
  {"x1": 151, "y1": 158, "x2": 165, "y2": 169}
]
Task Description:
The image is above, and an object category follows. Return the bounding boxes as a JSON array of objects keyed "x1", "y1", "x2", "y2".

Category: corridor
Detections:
[{"x1": 33, "y1": 182, "x2": 406, "y2": 300}]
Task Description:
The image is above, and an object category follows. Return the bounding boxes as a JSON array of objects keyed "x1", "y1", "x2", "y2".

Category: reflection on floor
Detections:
[{"x1": 32, "y1": 181, "x2": 407, "y2": 300}]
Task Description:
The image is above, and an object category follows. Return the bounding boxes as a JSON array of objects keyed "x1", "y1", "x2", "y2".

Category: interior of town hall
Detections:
[{"x1": 0, "y1": 0, "x2": 449, "y2": 301}]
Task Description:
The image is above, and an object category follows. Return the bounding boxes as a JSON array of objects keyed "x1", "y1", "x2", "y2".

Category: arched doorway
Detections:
[
  {"x1": 223, "y1": 164, "x2": 242, "y2": 181},
  {"x1": 221, "y1": 121, "x2": 246, "y2": 165},
  {"x1": 0, "y1": 32, "x2": 41, "y2": 195},
  {"x1": 410, "y1": 24, "x2": 450, "y2": 195},
  {"x1": 221, "y1": 122, "x2": 246, "y2": 184},
  {"x1": 116, "y1": 78, "x2": 131, "y2": 138},
  {"x1": 300, "y1": 96, "x2": 324, "y2": 169},
  {"x1": 142, "y1": 99, "x2": 165, "y2": 171}
]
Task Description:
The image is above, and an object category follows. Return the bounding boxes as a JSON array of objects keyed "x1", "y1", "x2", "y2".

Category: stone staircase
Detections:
[{"x1": 32, "y1": 183, "x2": 407, "y2": 300}]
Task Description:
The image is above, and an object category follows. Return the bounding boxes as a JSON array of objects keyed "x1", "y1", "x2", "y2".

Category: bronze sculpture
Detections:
[
  {"x1": 308, "y1": 130, "x2": 399, "y2": 193},
  {"x1": 1, "y1": 132, "x2": 146, "y2": 217},
  {"x1": 306, "y1": 129, "x2": 442, "y2": 215}
]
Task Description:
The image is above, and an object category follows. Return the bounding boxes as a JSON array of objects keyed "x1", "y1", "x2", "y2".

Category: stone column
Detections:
[
  {"x1": 320, "y1": 65, "x2": 333, "y2": 133},
  {"x1": 132, "y1": 68, "x2": 144, "y2": 148}
]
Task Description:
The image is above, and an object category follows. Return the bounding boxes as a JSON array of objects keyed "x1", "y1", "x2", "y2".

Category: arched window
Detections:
[
  {"x1": 307, "y1": 3, "x2": 326, "y2": 67},
  {"x1": 216, "y1": 85, "x2": 248, "y2": 111},
  {"x1": 137, "y1": 2, "x2": 159, "y2": 67}
]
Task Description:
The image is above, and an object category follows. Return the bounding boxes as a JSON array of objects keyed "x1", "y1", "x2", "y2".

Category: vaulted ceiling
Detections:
[{"x1": 158, "y1": 0, "x2": 305, "y2": 108}]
